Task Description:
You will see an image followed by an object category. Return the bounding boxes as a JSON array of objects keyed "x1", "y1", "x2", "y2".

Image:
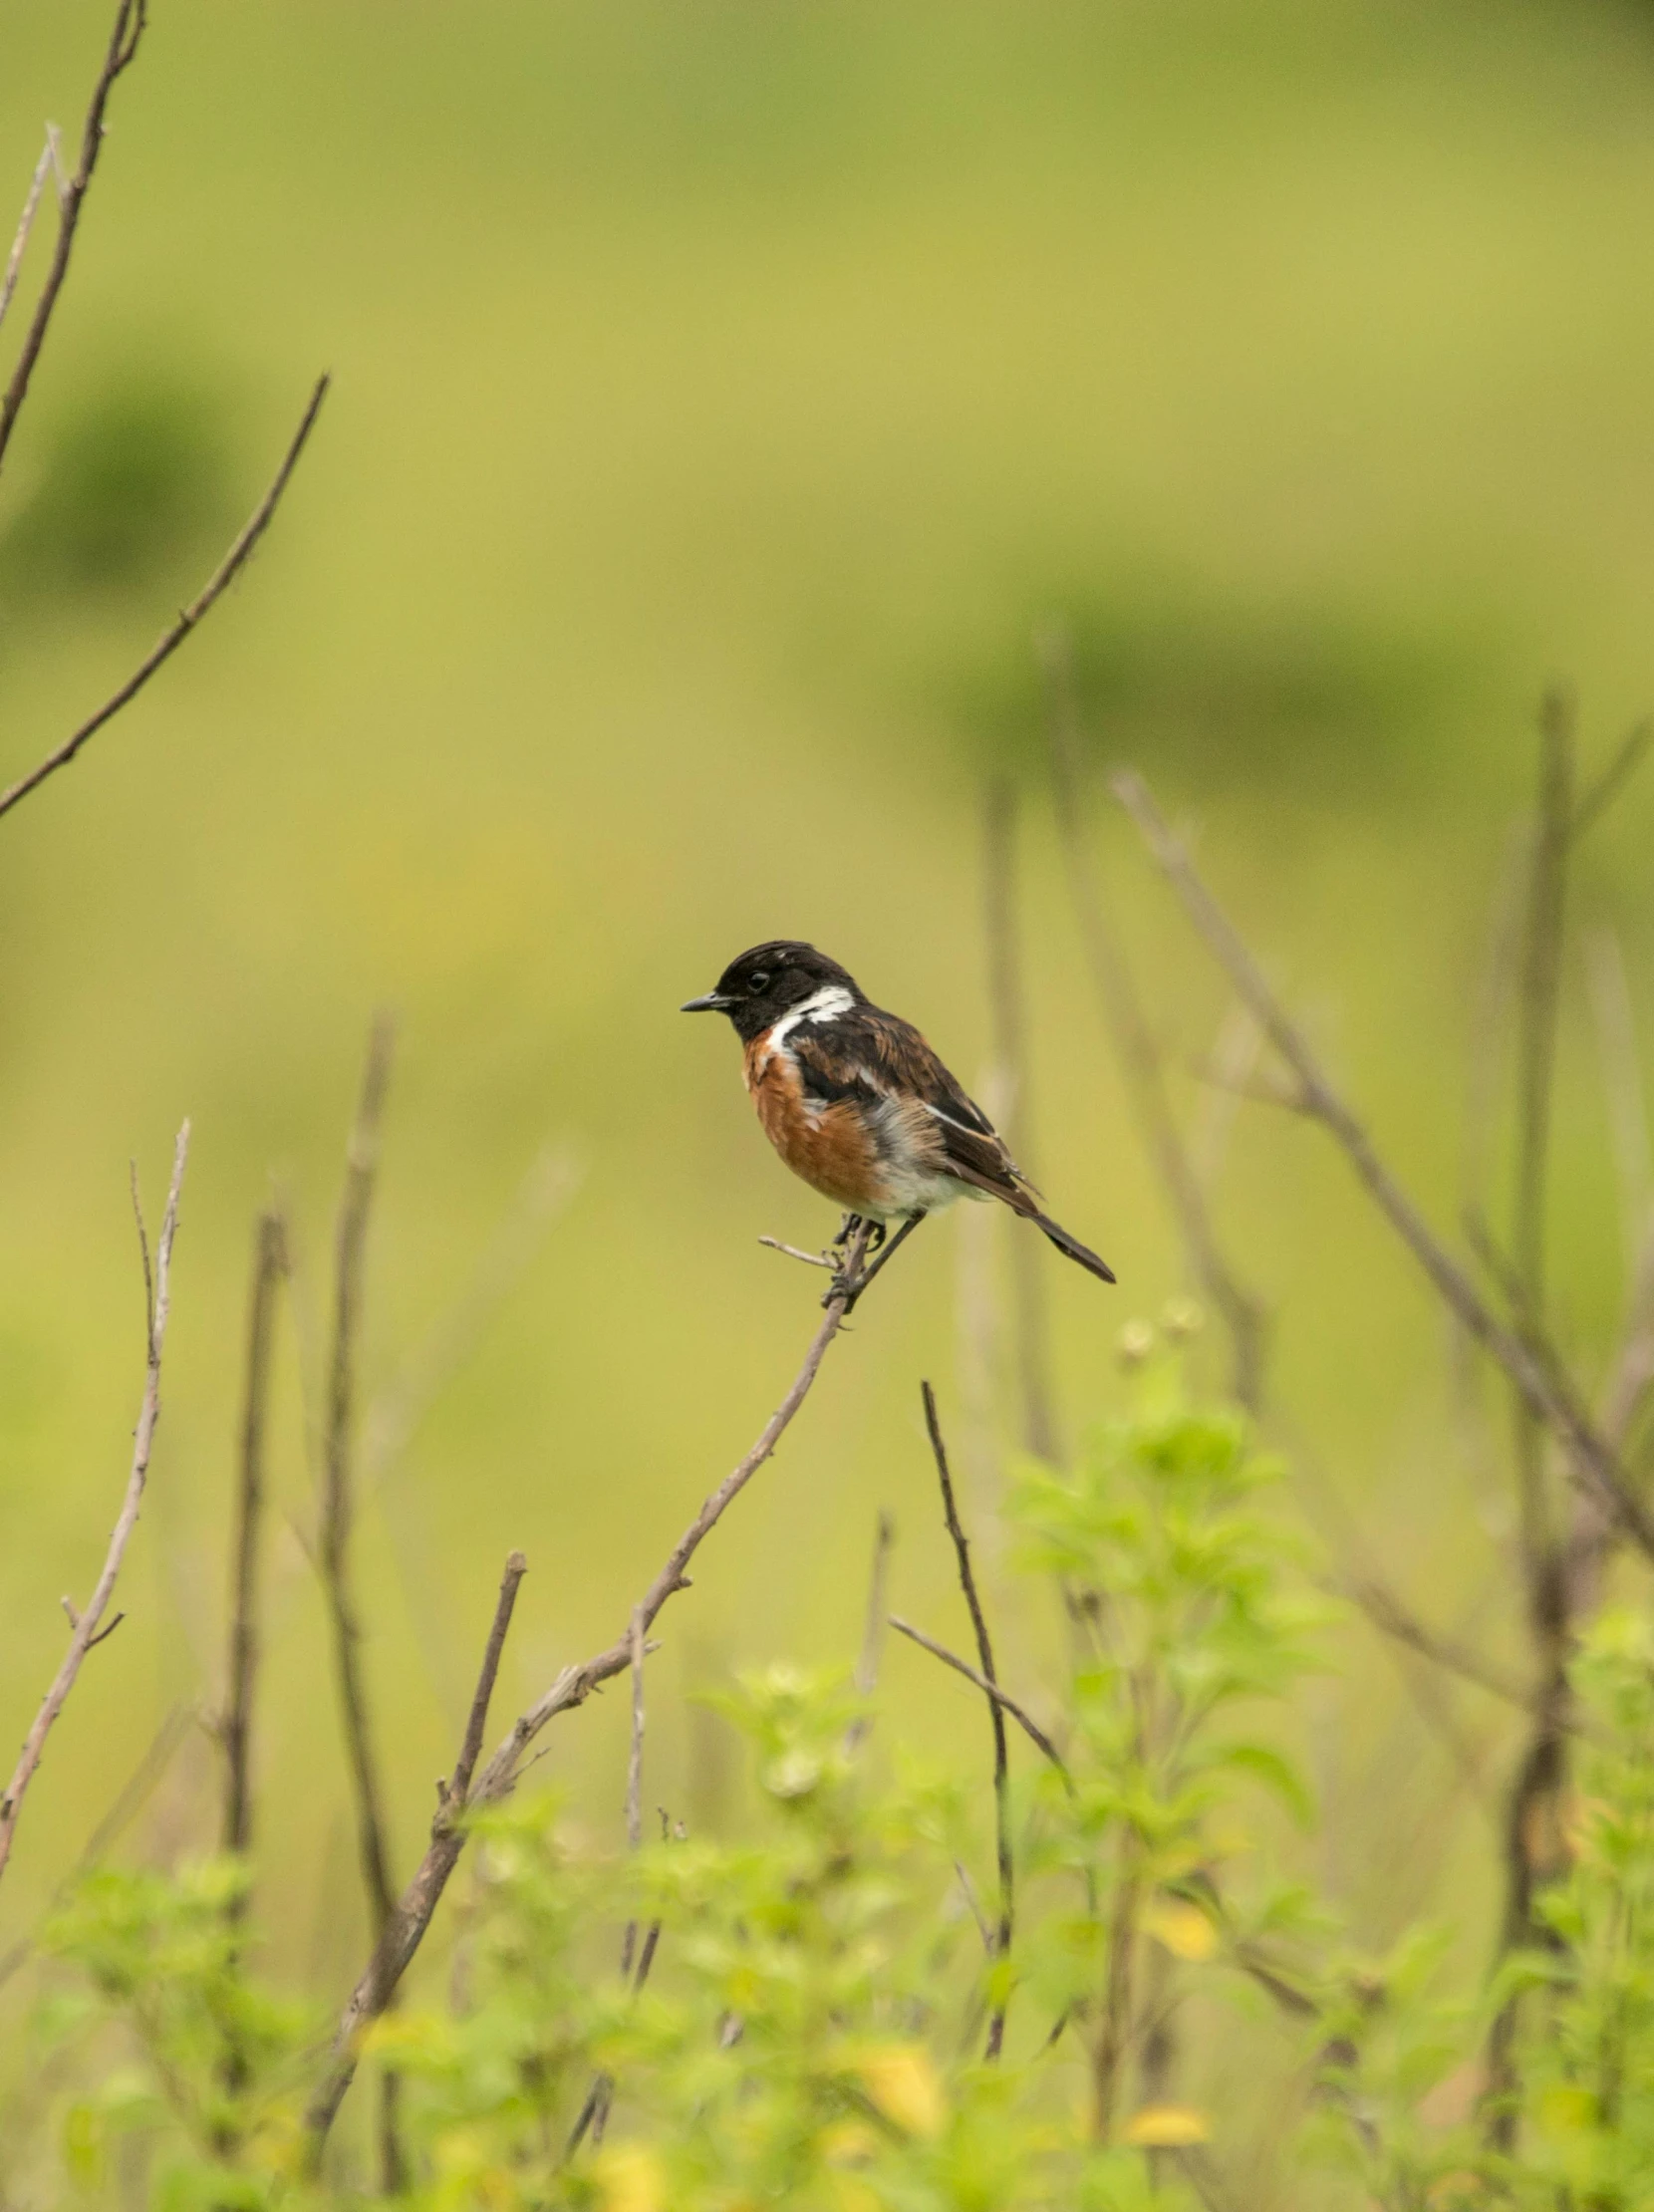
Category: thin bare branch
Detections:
[
  {"x1": 316, "y1": 1015, "x2": 402, "y2": 2193},
  {"x1": 129, "y1": 1159, "x2": 153, "y2": 1341},
  {"x1": 1340, "y1": 1575, "x2": 1538, "y2": 1717},
  {"x1": 0, "y1": 374, "x2": 330, "y2": 825},
  {"x1": 1509, "y1": 688, "x2": 1572, "y2": 1589},
  {"x1": 921, "y1": 1382, "x2": 1013, "y2": 2058},
  {"x1": 889, "y1": 1615, "x2": 1070, "y2": 1785},
  {"x1": 321, "y1": 1016, "x2": 398, "y2": 1930},
  {"x1": 1044, "y1": 634, "x2": 1266, "y2": 1411},
  {"x1": 445, "y1": 1554, "x2": 528, "y2": 1813},
  {"x1": 1190, "y1": 1002, "x2": 1261, "y2": 1193},
  {"x1": 1111, "y1": 767, "x2": 1654, "y2": 1566},
  {"x1": 0, "y1": 1123, "x2": 188, "y2": 1888},
  {"x1": 0, "y1": 0, "x2": 145, "y2": 477},
  {"x1": 0, "y1": 1701, "x2": 194, "y2": 1995},
  {"x1": 1571, "y1": 717, "x2": 1654, "y2": 844},
  {"x1": 303, "y1": 1551, "x2": 526, "y2": 2168},
  {"x1": 758, "y1": 1235, "x2": 834, "y2": 1270},
  {"x1": 0, "y1": 136, "x2": 54, "y2": 340},
  {"x1": 307, "y1": 1225, "x2": 881, "y2": 2152},
  {"x1": 982, "y1": 772, "x2": 1060, "y2": 1460},
  {"x1": 222, "y1": 1209, "x2": 287, "y2": 1863}
]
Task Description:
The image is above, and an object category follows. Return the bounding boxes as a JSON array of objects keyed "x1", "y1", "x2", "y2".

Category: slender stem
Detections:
[
  {"x1": 1112, "y1": 767, "x2": 1654, "y2": 1565},
  {"x1": 0, "y1": 375, "x2": 330, "y2": 825},
  {"x1": 222, "y1": 1210, "x2": 287, "y2": 1864},
  {"x1": 1044, "y1": 636, "x2": 1265, "y2": 1410},
  {"x1": 304, "y1": 1553, "x2": 526, "y2": 2170},
  {"x1": 889, "y1": 1616, "x2": 1071, "y2": 1785},
  {"x1": 982, "y1": 775, "x2": 1060, "y2": 1459},
  {"x1": 0, "y1": 0, "x2": 145, "y2": 480},
  {"x1": 445, "y1": 1554, "x2": 529, "y2": 1811},
  {"x1": 317, "y1": 1014, "x2": 403, "y2": 2193},
  {"x1": 307, "y1": 1226, "x2": 883, "y2": 2152},
  {"x1": 0, "y1": 136, "x2": 54, "y2": 340},
  {"x1": 921, "y1": 1383, "x2": 1013, "y2": 2058},
  {"x1": 0, "y1": 1125, "x2": 189, "y2": 1888},
  {"x1": 1340, "y1": 1573, "x2": 1542, "y2": 1719},
  {"x1": 1510, "y1": 691, "x2": 1572, "y2": 1587}
]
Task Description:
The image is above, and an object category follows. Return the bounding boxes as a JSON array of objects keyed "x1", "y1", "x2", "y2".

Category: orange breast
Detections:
[{"x1": 742, "y1": 1040, "x2": 891, "y2": 1212}]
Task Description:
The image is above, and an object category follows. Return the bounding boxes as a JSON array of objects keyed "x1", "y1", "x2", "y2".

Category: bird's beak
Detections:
[{"x1": 681, "y1": 990, "x2": 734, "y2": 1013}]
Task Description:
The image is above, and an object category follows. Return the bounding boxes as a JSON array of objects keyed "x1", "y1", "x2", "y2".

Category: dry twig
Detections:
[
  {"x1": 1111, "y1": 768, "x2": 1654, "y2": 1564},
  {"x1": 889, "y1": 1616, "x2": 1070, "y2": 1785},
  {"x1": 0, "y1": 0, "x2": 145, "y2": 477},
  {"x1": 307, "y1": 1225, "x2": 881, "y2": 2150},
  {"x1": 317, "y1": 1015, "x2": 403, "y2": 2191},
  {"x1": 1339, "y1": 1575, "x2": 1538, "y2": 1719},
  {"x1": 222, "y1": 1209, "x2": 287, "y2": 1864},
  {"x1": 0, "y1": 374, "x2": 330, "y2": 824},
  {"x1": 305, "y1": 1550, "x2": 527, "y2": 2170},
  {"x1": 0, "y1": 136, "x2": 54, "y2": 340},
  {"x1": 982, "y1": 774, "x2": 1060, "y2": 1459},
  {"x1": 1043, "y1": 634, "x2": 1266, "y2": 1410},
  {"x1": 921, "y1": 1382, "x2": 1013, "y2": 2058},
  {"x1": 0, "y1": 1123, "x2": 188, "y2": 1888}
]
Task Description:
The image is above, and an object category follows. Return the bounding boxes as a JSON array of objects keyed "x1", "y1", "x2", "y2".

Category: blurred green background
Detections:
[{"x1": 5, "y1": 0, "x2": 1654, "y2": 2157}]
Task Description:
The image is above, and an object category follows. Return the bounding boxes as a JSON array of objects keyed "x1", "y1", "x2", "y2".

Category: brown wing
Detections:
[{"x1": 792, "y1": 1004, "x2": 1033, "y2": 1208}]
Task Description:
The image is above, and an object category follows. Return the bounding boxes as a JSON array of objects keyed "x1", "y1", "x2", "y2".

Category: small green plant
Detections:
[
  {"x1": 1008, "y1": 1315, "x2": 1325, "y2": 2146},
  {"x1": 1485, "y1": 1609, "x2": 1654, "y2": 2206},
  {"x1": 40, "y1": 1333, "x2": 1654, "y2": 2208},
  {"x1": 42, "y1": 1856, "x2": 314, "y2": 2207}
]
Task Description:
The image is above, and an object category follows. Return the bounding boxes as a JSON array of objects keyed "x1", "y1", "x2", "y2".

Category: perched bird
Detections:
[{"x1": 682, "y1": 939, "x2": 1115, "y2": 1285}]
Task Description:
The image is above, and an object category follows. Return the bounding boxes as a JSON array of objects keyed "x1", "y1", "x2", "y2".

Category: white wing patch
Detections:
[
  {"x1": 759, "y1": 983, "x2": 856, "y2": 1064},
  {"x1": 921, "y1": 1098, "x2": 989, "y2": 1139}
]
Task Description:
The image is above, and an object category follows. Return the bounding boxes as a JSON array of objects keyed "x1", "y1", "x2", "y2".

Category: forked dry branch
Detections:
[
  {"x1": 1112, "y1": 769, "x2": 1654, "y2": 1566},
  {"x1": 1042, "y1": 631, "x2": 1267, "y2": 1413},
  {"x1": 0, "y1": 3, "x2": 329, "y2": 828},
  {"x1": 920, "y1": 1382, "x2": 1013, "y2": 2059},
  {"x1": 304, "y1": 1222, "x2": 879, "y2": 2154},
  {"x1": 0, "y1": 0, "x2": 145, "y2": 478},
  {"x1": 0, "y1": 374, "x2": 330, "y2": 824}
]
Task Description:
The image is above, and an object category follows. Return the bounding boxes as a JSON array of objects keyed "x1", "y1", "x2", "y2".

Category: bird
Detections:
[{"x1": 682, "y1": 939, "x2": 1115, "y2": 1289}]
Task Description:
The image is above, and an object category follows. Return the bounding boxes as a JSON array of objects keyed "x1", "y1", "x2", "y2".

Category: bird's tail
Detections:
[{"x1": 1027, "y1": 1206, "x2": 1116, "y2": 1285}]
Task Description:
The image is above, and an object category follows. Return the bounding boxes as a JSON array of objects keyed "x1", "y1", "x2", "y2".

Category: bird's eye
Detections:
[{"x1": 747, "y1": 970, "x2": 770, "y2": 992}]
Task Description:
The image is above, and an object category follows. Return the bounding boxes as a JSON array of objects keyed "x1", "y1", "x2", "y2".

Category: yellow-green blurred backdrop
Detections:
[{"x1": 5, "y1": 0, "x2": 1654, "y2": 2143}]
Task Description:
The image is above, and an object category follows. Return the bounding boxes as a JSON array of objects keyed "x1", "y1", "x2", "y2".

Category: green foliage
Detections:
[
  {"x1": 41, "y1": 1856, "x2": 314, "y2": 2206},
  {"x1": 33, "y1": 1344, "x2": 1654, "y2": 2209},
  {"x1": 1483, "y1": 1609, "x2": 1654, "y2": 2206},
  {"x1": 1009, "y1": 1320, "x2": 1325, "y2": 2138}
]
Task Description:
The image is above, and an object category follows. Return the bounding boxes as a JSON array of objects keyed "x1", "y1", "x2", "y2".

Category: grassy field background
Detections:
[{"x1": 4, "y1": 0, "x2": 1654, "y2": 2153}]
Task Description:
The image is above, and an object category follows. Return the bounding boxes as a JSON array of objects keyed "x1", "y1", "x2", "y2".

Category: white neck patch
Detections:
[{"x1": 764, "y1": 982, "x2": 855, "y2": 1056}]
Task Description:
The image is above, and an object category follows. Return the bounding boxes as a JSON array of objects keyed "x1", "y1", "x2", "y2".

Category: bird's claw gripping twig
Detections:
[{"x1": 822, "y1": 1212, "x2": 927, "y2": 1311}]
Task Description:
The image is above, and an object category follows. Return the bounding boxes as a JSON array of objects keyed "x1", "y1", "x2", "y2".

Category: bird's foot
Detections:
[{"x1": 822, "y1": 1212, "x2": 924, "y2": 1311}]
